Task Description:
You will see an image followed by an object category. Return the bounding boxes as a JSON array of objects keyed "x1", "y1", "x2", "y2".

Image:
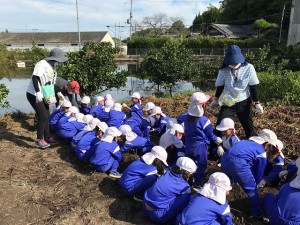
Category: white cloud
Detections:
[{"x1": 0, "y1": 0, "x2": 220, "y2": 37}]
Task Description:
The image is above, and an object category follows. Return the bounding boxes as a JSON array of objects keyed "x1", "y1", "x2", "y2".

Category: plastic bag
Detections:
[
  {"x1": 42, "y1": 84, "x2": 57, "y2": 104},
  {"x1": 218, "y1": 91, "x2": 237, "y2": 107}
]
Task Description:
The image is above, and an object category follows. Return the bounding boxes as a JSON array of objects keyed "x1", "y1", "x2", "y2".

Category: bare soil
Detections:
[{"x1": 0, "y1": 97, "x2": 299, "y2": 225}]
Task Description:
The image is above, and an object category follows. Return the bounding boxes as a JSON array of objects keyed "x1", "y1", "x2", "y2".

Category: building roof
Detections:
[
  {"x1": 208, "y1": 24, "x2": 255, "y2": 38},
  {"x1": 0, "y1": 31, "x2": 109, "y2": 44}
]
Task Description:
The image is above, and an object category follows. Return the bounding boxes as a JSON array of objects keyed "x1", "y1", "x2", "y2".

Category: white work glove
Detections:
[
  {"x1": 279, "y1": 170, "x2": 288, "y2": 179},
  {"x1": 255, "y1": 103, "x2": 264, "y2": 114},
  {"x1": 217, "y1": 146, "x2": 225, "y2": 156},
  {"x1": 122, "y1": 103, "x2": 128, "y2": 108},
  {"x1": 214, "y1": 137, "x2": 222, "y2": 145},
  {"x1": 36, "y1": 92, "x2": 43, "y2": 103},
  {"x1": 210, "y1": 99, "x2": 219, "y2": 110},
  {"x1": 257, "y1": 179, "x2": 266, "y2": 188},
  {"x1": 57, "y1": 92, "x2": 65, "y2": 101}
]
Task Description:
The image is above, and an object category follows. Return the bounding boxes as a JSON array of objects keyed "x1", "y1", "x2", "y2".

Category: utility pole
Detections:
[
  {"x1": 279, "y1": 5, "x2": 285, "y2": 43},
  {"x1": 129, "y1": 0, "x2": 133, "y2": 39},
  {"x1": 76, "y1": 0, "x2": 81, "y2": 50}
]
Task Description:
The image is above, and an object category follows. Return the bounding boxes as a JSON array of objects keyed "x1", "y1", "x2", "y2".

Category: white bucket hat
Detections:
[
  {"x1": 96, "y1": 96, "x2": 104, "y2": 102},
  {"x1": 290, "y1": 157, "x2": 300, "y2": 189},
  {"x1": 97, "y1": 121, "x2": 108, "y2": 133},
  {"x1": 144, "y1": 102, "x2": 155, "y2": 111},
  {"x1": 159, "y1": 129, "x2": 184, "y2": 149},
  {"x1": 176, "y1": 157, "x2": 197, "y2": 173},
  {"x1": 104, "y1": 99, "x2": 115, "y2": 112},
  {"x1": 84, "y1": 118, "x2": 100, "y2": 131},
  {"x1": 113, "y1": 102, "x2": 122, "y2": 112},
  {"x1": 62, "y1": 100, "x2": 72, "y2": 108},
  {"x1": 142, "y1": 146, "x2": 168, "y2": 166},
  {"x1": 166, "y1": 118, "x2": 178, "y2": 129},
  {"x1": 82, "y1": 114, "x2": 95, "y2": 130},
  {"x1": 101, "y1": 127, "x2": 122, "y2": 143},
  {"x1": 119, "y1": 124, "x2": 137, "y2": 141},
  {"x1": 76, "y1": 113, "x2": 85, "y2": 123},
  {"x1": 69, "y1": 106, "x2": 79, "y2": 114},
  {"x1": 81, "y1": 96, "x2": 91, "y2": 104},
  {"x1": 131, "y1": 92, "x2": 141, "y2": 99},
  {"x1": 150, "y1": 106, "x2": 163, "y2": 116},
  {"x1": 190, "y1": 92, "x2": 210, "y2": 105},
  {"x1": 170, "y1": 123, "x2": 184, "y2": 135},
  {"x1": 276, "y1": 139, "x2": 284, "y2": 159},
  {"x1": 105, "y1": 94, "x2": 112, "y2": 100},
  {"x1": 216, "y1": 118, "x2": 235, "y2": 131},
  {"x1": 198, "y1": 172, "x2": 232, "y2": 205},
  {"x1": 249, "y1": 129, "x2": 278, "y2": 146}
]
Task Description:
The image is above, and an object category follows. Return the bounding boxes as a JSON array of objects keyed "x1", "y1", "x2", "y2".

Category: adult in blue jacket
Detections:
[
  {"x1": 107, "y1": 103, "x2": 126, "y2": 128},
  {"x1": 221, "y1": 129, "x2": 279, "y2": 222},
  {"x1": 119, "y1": 125, "x2": 155, "y2": 155},
  {"x1": 143, "y1": 157, "x2": 197, "y2": 224},
  {"x1": 58, "y1": 112, "x2": 86, "y2": 143},
  {"x1": 176, "y1": 172, "x2": 233, "y2": 225},
  {"x1": 50, "y1": 100, "x2": 71, "y2": 133},
  {"x1": 264, "y1": 157, "x2": 300, "y2": 225},
  {"x1": 90, "y1": 127, "x2": 123, "y2": 178},
  {"x1": 79, "y1": 96, "x2": 92, "y2": 115},
  {"x1": 184, "y1": 92, "x2": 222, "y2": 189},
  {"x1": 119, "y1": 146, "x2": 168, "y2": 199}
]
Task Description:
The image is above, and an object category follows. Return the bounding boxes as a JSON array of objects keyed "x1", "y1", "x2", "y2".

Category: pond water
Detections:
[{"x1": 0, "y1": 65, "x2": 196, "y2": 115}]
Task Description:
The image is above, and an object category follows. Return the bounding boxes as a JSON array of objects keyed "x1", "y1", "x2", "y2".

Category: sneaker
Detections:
[
  {"x1": 36, "y1": 139, "x2": 50, "y2": 149},
  {"x1": 109, "y1": 171, "x2": 122, "y2": 179},
  {"x1": 45, "y1": 136, "x2": 59, "y2": 144},
  {"x1": 251, "y1": 215, "x2": 270, "y2": 224},
  {"x1": 133, "y1": 194, "x2": 144, "y2": 202}
]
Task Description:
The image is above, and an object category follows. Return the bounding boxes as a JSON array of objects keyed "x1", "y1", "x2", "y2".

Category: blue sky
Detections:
[{"x1": 1, "y1": 0, "x2": 220, "y2": 39}]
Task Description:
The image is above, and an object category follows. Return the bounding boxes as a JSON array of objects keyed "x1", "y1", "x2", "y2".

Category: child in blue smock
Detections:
[
  {"x1": 119, "y1": 146, "x2": 168, "y2": 201},
  {"x1": 279, "y1": 160, "x2": 298, "y2": 182},
  {"x1": 124, "y1": 115, "x2": 150, "y2": 141},
  {"x1": 257, "y1": 140, "x2": 285, "y2": 188},
  {"x1": 71, "y1": 114, "x2": 94, "y2": 148},
  {"x1": 57, "y1": 106, "x2": 79, "y2": 132},
  {"x1": 73, "y1": 117, "x2": 105, "y2": 161},
  {"x1": 184, "y1": 92, "x2": 222, "y2": 189},
  {"x1": 264, "y1": 157, "x2": 300, "y2": 225},
  {"x1": 50, "y1": 100, "x2": 72, "y2": 133},
  {"x1": 176, "y1": 172, "x2": 233, "y2": 225},
  {"x1": 159, "y1": 122, "x2": 185, "y2": 166},
  {"x1": 90, "y1": 96, "x2": 104, "y2": 118},
  {"x1": 129, "y1": 92, "x2": 143, "y2": 118},
  {"x1": 221, "y1": 129, "x2": 279, "y2": 223},
  {"x1": 90, "y1": 127, "x2": 123, "y2": 179},
  {"x1": 79, "y1": 96, "x2": 92, "y2": 115},
  {"x1": 58, "y1": 112, "x2": 86, "y2": 143},
  {"x1": 98, "y1": 99, "x2": 114, "y2": 123},
  {"x1": 215, "y1": 118, "x2": 240, "y2": 167},
  {"x1": 119, "y1": 125, "x2": 155, "y2": 155},
  {"x1": 107, "y1": 103, "x2": 126, "y2": 128},
  {"x1": 151, "y1": 106, "x2": 169, "y2": 136},
  {"x1": 143, "y1": 157, "x2": 197, "y2": 224}
]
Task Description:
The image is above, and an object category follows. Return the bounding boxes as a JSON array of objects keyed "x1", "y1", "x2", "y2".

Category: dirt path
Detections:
[{"x1": 0, "y1": 99, "x2": 299, "y2": 225}]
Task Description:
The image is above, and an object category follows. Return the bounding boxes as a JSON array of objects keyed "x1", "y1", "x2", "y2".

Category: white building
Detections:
[
  {"x1": 0, "y1": 31, "x2": 116, "y2": 52},
  {"x1": 287, "y1": 0, "x2": 300, "y2": 46}
]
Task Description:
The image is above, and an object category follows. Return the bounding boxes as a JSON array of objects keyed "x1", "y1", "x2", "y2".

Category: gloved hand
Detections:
[
  {"x1": 217, "y1": 146, "x2": 225, "y2": 156},
  {"x1": 279, "y1": 170, "x2": 288, "y2": 179},
  {"x1": 210, "y1": 99, "x2": 219, "y2": 110},
  {"x1": 57, "y1": 92, "x2": 65, "y2": 101},
  {"x1": 214, "y1": 137, "x2": 222, "y2": 145},
  {"x1": 257, "y1": 179, "x2": 266, "y2": 188},
  {"x1": 122, "y1": 103, "x2": 128, "y2": 108},
  {"x1": 36, "y1": 92, "x2": 43, "y2": 103},
  {"x1": 255, "y1": 103, "x2": 264, "y2": 114}
]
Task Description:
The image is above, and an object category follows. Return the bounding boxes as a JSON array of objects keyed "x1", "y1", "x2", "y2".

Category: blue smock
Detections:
[
  {"x1": 50, "y1": 110, "x2": 65, "y2": 132},
  {"x1": 119, "y1": 158, "x2": 159, "y2": 195},
  {"x1": 264, "y1": 183, "x2": 300, "y2": 225},
  {"x1": 153, "y1": 115, "x2": 169, "y2": 136},
  {"x1": 73, "y1": 130, "x2": 97, "y2": 161},
  {"x1": 79, "y1": 104, "x2": 92, "y2": 115},
  {"x1": 264, "y1": 154, "x2": 284, "y2": 185},
  {"x1": 107, "y1": 109, "x2": 126, "y2": 128},
  {"x1": 71, "y1": 130, "x2": 89, "y2": 148},
  {"x1": 125, "y1": 116, "x2": 150, "y2": 140},
  {"x1": 130, "y1": 102, "x2": 143, "y2": 118},
  {"x1": 90, "y1": 140, "x2": 121, "y2": 173},
  {"x1": 143, "y1": 170, "x2": 191, "y2": 224},
  {"x1": 58, "y1": 120, "x2": 85, "y2": 143},
  {"x1": 221, "y1": 140, "x2": 267, "y2": 217},
  {"x1": 184, "y1": 115, "x2": 218, "y2": 185},
  {"x1": 176, "y1": 194, "x2": 233, "y2": 225},
  {"x1": 120, "y1": 136, "x2": 155, "y2": 155},
  {"x1": 90, "y1": 104, "x2": 104, "y2": 118}
]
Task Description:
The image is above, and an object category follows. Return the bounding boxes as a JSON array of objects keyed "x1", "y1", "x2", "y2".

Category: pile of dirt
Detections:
[{"x1": 0, "y1": 99, "x2": 299, "y2": 225}]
